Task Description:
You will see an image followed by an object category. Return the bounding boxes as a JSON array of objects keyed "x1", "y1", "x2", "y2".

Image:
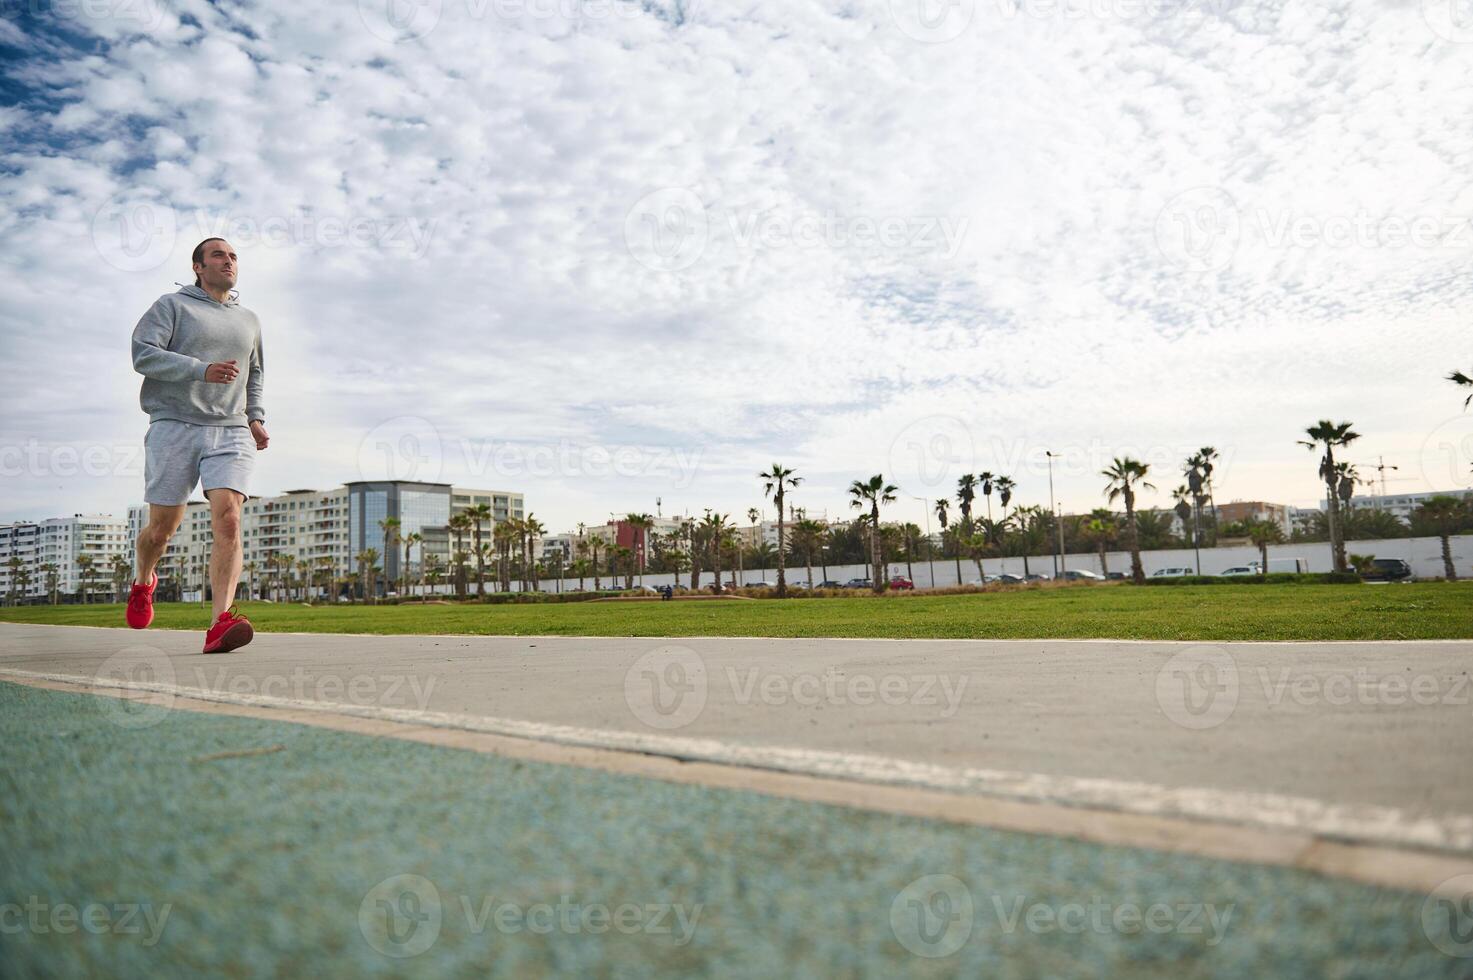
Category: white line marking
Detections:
[{"x1": 4, "y1": 665, "x2": 1470, "y2": 853}]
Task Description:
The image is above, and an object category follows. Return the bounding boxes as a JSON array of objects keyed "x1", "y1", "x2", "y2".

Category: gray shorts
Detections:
[{"x1": 144, "y1": 420, "x2": 255, "y2": 505}]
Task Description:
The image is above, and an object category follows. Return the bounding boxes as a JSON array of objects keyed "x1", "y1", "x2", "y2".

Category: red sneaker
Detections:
[
  {"x1": 202, "y1": 606, "x2": 254, "y2": 654},
  {"x1": 126, "y1": 572, "x2": 158, "y2": 629}
]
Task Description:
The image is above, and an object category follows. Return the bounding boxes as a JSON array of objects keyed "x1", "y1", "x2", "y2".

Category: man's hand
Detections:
[
  {"x1": 205, "y1": 360, "x2": 240, "y2": 383},
  {"x1": 250, "y1": 420, "x2": 269, "y2": 450}
]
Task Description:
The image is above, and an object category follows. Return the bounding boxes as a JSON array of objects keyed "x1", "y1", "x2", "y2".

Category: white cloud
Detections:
[{"x1": 2, "y1": 0, "x2": 1471, "y2": 531}]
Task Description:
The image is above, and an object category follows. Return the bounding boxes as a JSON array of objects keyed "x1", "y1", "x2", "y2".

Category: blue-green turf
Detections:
[{"x1": 0, "y1": 681, "x2": 1464, "y2": 978}]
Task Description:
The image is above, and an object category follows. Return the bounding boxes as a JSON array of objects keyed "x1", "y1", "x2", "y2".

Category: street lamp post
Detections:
[
  {"x1": 911, "y1": 495, "x2": 936, "y2": 589},
  {"x1": 1046, "y1": 452, "x2": 1065, "y2": 577}
]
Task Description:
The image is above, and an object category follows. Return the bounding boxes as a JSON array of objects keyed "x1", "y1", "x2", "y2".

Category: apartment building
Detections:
[
  {"x1": 1, "y1": 515, "x2": 129, "y2": 602},
  {"x1": 1334, "y1": 487, "x2": 1473, "y2": 523}
]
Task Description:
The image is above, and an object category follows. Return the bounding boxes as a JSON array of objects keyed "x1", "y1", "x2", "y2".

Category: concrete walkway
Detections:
[{"x1": 4, "y1": 622, "x2": 1471, "y2": 861}]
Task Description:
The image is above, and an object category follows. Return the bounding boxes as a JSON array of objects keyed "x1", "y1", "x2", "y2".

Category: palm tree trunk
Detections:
[
  {"x1": 1125, "y1": 491, "x2": 1145, "y2": 584},
  {"x1": 1442, "y1": 534, "x2": 1457, "y2": 580},
  {"x1": 871, "y1": 505, "x2": 882, "y2": 592}
]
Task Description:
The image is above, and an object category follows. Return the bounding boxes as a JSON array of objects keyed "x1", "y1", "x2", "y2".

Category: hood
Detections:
[{"x1": 175, "y1": 282, "x2": 240, "y2": 307}]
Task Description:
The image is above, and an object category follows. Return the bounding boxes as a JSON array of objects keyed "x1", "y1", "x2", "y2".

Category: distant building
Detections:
[
  {"x1": 1331, "y1": 487, "x2": 1473, "y2": 523},
  {"x1": 1215, "y1": 500, "x2": 1292, "y2": 535}
]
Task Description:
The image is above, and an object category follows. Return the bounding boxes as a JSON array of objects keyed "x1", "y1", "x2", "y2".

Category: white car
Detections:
[
  {"x1": 1149, "y1": 567, "x2": 1196, "y2": 578},
  {"x1": 1219, "y1": 566, "x2": 1257, "y2": 576}
]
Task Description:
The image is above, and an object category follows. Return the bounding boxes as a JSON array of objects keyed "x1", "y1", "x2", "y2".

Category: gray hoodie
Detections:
[{"x1": 131, "y1": 284, "x2": 265, "y2": 427}]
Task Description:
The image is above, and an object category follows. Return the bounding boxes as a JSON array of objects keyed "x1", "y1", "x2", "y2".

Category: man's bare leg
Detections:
[
  {"x1": 135, "y1": 504, "x2": 186, "y2": 586},
  {"x1": 206, "y1": 488, "x2": 245, "y2": 619}
]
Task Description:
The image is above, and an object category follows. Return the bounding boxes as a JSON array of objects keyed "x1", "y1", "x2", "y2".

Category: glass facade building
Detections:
[{"x1": 346, "y1": 481, "x2": 452, "y2": 587}]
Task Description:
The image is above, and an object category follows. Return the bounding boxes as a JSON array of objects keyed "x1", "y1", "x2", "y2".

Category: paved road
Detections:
[{"x1": 3, "y1": 623, "x2": 1470, "y2": 851}]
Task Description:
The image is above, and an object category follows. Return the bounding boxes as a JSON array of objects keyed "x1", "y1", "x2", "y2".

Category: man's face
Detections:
[{"x1": 195, "y1": 240, "x2": 238, "y2": 289}]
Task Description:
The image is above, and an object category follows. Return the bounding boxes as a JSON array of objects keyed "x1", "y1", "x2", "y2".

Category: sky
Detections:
[{"x1": 2, "y1": 0, "x2": 1471, "y2": 533}]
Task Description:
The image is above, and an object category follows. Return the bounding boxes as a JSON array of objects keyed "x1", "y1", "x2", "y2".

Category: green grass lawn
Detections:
[{"x1": 2, "y1": 582, "x2": 1469, "y2": 641}]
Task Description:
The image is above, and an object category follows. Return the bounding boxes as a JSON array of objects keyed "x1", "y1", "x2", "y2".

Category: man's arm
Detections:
[
  {"x1": 131, "y1": 298, "x2": 209, "y2": 381},
  {"x1": 246, "y1": 329, "x2": 265, "y2": 424}
]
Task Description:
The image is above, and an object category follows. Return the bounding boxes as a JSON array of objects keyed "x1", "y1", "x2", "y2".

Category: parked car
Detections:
[
  {"x1": 1219, "y1": 566, "x2": 1257, "y2": 576},
  {"x1": 1104, "y1": 571, "x2": 1127, "y2": 580},
  {"x1": 818, "y1": 581, "x2": 844, "y2": 589},
  {"x1": 746, "y1": 580, "x2": 777, "y2": 588},
  {"x1": 888, "y1": 576, "x2": 915, "y2": 590},
  {"x1": 994, "y1": 573, "x2": 1025, "y2": 584},
  {"x1": 1024, "y1": 573, "x2": 1051, "y2": 582},
  {"x1": 843, "y1": 577, "x2": 873, "y2": 589},
  {"x1": 1149, "y1": 567, "x2": 1196, "y2": 578},
  {"x1": 1058, "y1": 569, "x2": 1102, "y2": 581},
  {"x1": 1361, "y1": 558, "x2": 1414, "y2": 583}
]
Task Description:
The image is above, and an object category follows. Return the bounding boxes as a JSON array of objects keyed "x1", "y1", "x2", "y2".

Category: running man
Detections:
[{"x1": 126, "y1": 237, "x2": 268, "y2": 653}]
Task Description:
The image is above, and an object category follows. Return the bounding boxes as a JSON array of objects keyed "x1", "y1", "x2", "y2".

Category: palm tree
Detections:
[
  {"x1": 1244, "y1": 519, "x2": 1285, "y2": 578},
  {"x1": 760, "y1": 464, "x2": 802, "y2": 597},
  {"x1": 40, "y1": 562, "x2": 58, "y2": 605},
  {"x1": 6, "y1": 555, "x2": 23, "y2": 605},
  {"x1": 242, "y1": 559, "x2": 258, "y2": 601},
  {"x1": 1081, "y1": 508, "x2": 1118, "y2": 576},
  {"x1": 584, "y1": 530, "x2": 604, "y2": 591},
  {"x1": 448, "y1": 513, "x2": 472, "y2": 595},
  {"x1": 1449, "y1": 369, "x2": 1473, "y2": 408},
  {"x1": 625, "y1": 513, "x2": 655, "y2": 588},
  {"x1": 355, "y1": 549, "x2": 379, "y2": 603},
  {"x1": 75, "y1": 553, "x2": 94, "y2": 604},
  {"x1": 15, "y1": 565, "x2": 31, "y2": 605},
  {"x1": 1193, "y1": 447, "x2": 1220, "y2": 544},
  {"x1": 702, "y1": 512, "x2": 731, "y2": 593},
  {"x1": 401, "y1": 532, "x2": 422, "y2": 598},
  {"x1": 978, "y1": 471, "x2": 996, "y2": 524},
  {"x1": 314, "y1": 556, "x2": 334, "y2": 602},
  {"x1": 424, "y1": 553, "x2": 445, "y2": 597},
  {"x1": 468, "y1": 503, "x2": 492, "y2": 596},
  {"x1": 1411, "y1": 496, "x2": 1470, "y2": 580},
  {"x1": 377, "y1": 516, "x2": 401, "y2": 600},
  {"x1": 1102, "y1": 457, "x2": 1155, "y2": 584},
  {"x1": 994, "y1": 473, "x2": 1017, "y2": 560},
  {"x1": 934, "y1": 498, "x2": 959, "y2": 586},
  {"x1": 790, "y1": 517, "x2": 824, "y2": 590},
  {"x1": 1299, "y1": 420, "x2": 1360, "y2": 572},
  {"x1": 849, "y1": 474, "x2": 898, "y2": 592},
  {"x1": 956, "y1": 473, "x2": 977, "y2": 534}
]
